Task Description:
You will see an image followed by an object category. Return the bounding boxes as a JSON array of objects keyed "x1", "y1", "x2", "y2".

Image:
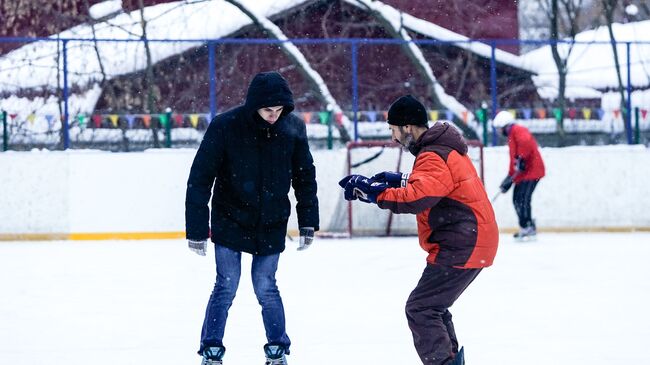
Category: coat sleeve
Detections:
[
  {"x1": 185, "y1": 119, "x2": 225, "y2": 240},
  {"x1": 291, "y1": 120, "x2": 319, "y2": 231},
  {"x1": 376, "y1": 152, "x2": 454, "y2": 214}
]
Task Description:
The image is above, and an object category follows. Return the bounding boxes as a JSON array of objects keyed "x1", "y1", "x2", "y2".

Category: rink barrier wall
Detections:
[
  {"x1": 4, "y1": 227, "x2": 650, "y2": 242},
  {"x1": 0, "y1": 145, "x2": 649, "y2": 240}
]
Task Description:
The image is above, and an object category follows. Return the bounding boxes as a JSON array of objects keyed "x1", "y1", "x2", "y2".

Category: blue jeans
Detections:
[{"x1": 199, "y1": 244, "x2": 291, "y2": 354}]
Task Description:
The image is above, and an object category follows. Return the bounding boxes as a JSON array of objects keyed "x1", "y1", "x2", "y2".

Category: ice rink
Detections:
[{"x1": 2, "y1": 232, "x2": 649, "y2": 365}]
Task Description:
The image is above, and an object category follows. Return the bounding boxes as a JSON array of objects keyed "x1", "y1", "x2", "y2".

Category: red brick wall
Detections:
[{"x1": 382, "y1": 0, "x2": 519, "y2": 53}]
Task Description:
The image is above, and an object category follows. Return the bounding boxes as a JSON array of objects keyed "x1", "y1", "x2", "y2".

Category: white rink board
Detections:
[{"x1": 0, "y1": 145, "x2": 649, "y2": 236}]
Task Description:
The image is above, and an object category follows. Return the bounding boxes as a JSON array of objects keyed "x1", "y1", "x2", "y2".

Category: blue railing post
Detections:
[
  {"x1": 62, "y1": 39, "x2": 70, "y2": 150},
  {"x1": 490, "y1": 41, "x2": 498, "y2": 146},
  {"x1": 351, "y1": 41, "x2": 359, "y2": 141},
  {"x1": 2, "y1": 110, "x2": 7, "y2": 151},
  {"x1": 209, "y1": 41, "x2": 216, "y2": 121},
  {"x1": 626, "y1": 42, "x2": 632, "y2": 144}
]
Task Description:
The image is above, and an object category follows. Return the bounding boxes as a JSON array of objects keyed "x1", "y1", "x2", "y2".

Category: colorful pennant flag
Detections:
[
  {"x1": 302, "y1": 112, "x2": 312, "y2": 124},
  {"x1": 125, "y1": 114, "x2": 135, "y2": 129},
  {"x1": 445, "y1": 110, "x2": 454, "y2": 121},
  {"x1": 367, "y1": 111, "x2": 377, "y2": 122},
  {"x1": 190, "y1": 114, "x2": 199, "y2": 128},
  {"x1": 474, "y1": 109, "x2": 485, "y2": 122},
  {"x1": 27, "y1": 114, "x2": 36, "y2": 124},
  {"x1": 159, "y1": 114, "x2": 168, "y2": 127},
  {"x1": 552, "y1": 108, "x2": 562, "y2": 121},
  {"x1": 174, "y1": 114, "x2": 184, "y2": 127},
  {"x1": 335, "y1": 112, "x2": 343, "y2": 126},
  {"x1": 142, "y1": 115, "x2": 152, "y2": 128},
  {"x1": 568, "y1": 108, "x2": 577, "y2": 119},
  {"x1": 45, "y1": 115, "x2": 54, "y2": 129},
  {"x1": 641, "y1": 109, "x2": 648, "y2": 120},
  {"x1": 536, "y1": 108, "x2": 547, "y2": 119},
  {"x1": 582, "y1": 108, "x2": 592, "y2": 120},
  {"x1": 92, "y1": 114, "x2": 102, "y2": 128},
  {"x1": 613, "y1": 109, "x2": 621, "y2": 119},
  {"x1": 78, "y1": 114, "x2": 86, "y2": 129},
  {"x1": 429, "y1": 110, "x2": 439, "y2": 121},
  {"x1": 522, "y1": 108, "x2": 532, "y2": 120},
  {"x1": 318, "y1": 111, "x2": 329, "y2": 124},
  {"x1": 109, "y1": 114, "x2": 119, "y2": 128}
]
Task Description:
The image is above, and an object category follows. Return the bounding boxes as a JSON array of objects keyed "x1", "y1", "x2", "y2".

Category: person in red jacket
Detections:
[
  {"x1": 339, "y1": 95, "x2": 499, "y2": 365},
  {"x1": 492, "y1": 110, "x2": 545, "y2": 239}
]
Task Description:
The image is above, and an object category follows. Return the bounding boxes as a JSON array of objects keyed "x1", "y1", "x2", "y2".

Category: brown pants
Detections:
[{"x1": 405, "y1": 264, "x2": 481, "y2": 365}]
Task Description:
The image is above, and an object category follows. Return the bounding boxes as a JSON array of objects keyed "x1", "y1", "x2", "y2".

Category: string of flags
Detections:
[
  {"x1": 2, "y1": 107, "x2": 649, "y2": 129},
  {"x1": 309, "y1": 107, "x2": 650, "y2": 125},
  {"x1": 0, "y1": 113, "x2": 213, "y2": 129}
]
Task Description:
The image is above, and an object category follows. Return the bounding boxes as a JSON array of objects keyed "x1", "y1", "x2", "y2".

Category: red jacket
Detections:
[
  {"x1": 506, "y1": 124, "x2": 545, "y2": 183},
  {"x1": 376, "y1": 123, "x2": 498, "y2": 269}
]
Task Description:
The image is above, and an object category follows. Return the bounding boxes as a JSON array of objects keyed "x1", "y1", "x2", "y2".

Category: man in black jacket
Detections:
[{"x1": 185, "y1": 71, "x2": 319, "y2": 365}]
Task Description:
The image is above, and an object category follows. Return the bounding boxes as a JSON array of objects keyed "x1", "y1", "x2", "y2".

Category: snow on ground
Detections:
[{"x1": 1, "y1": 233, "x2": 649, "y2": 364}]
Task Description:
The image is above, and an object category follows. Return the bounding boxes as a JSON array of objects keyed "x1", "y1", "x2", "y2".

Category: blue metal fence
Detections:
[{"x1": 1, "y1": 36, "x2": 649, "y2": 151}]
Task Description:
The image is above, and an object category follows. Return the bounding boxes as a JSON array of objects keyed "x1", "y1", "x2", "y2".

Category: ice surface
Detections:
[{"x1": 1, "y1": 233, "x2": 649, "y2": 364}]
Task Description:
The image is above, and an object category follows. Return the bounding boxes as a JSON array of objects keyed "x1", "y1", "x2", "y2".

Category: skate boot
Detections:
[
  {"x1": 264, "y1": 344, "x2": 288, "y2": 365},
  {"x1": 201, "y1": 346, "x2": 225, "y2": 365},
  {"x1": 513, "y1": 226, "x2": 537, "y2": 241},
  {"x1": 450, "y1": 346, "x2": 465, "y2": 365}
]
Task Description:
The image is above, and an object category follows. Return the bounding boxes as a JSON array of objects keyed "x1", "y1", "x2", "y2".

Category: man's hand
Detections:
[
  {"x1": 515, "y1": 156, "x2": 526, "y2": 172},
  {"x1": 298, "y1": 227, "x2": 314, "y2": 251},
  {"x1": 371, "y1": 171, "x2": 409, "y2": 188},
  {"x1": 338, "y1": 175, "x2": 357, "y2": 201},
  {"x1": 188, "y1": 239, "x2": 207, "y2": 256},
  {"x1": 340, "y1": 174, "x2": 389, "y2": 203},
  {"x1": 499, "y1": 175, "x2": 514, "y2": 193}
]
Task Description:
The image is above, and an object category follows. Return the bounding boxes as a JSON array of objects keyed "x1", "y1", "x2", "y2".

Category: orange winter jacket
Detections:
[{"x1": 377, "y1": 123, "x2": 498, "y2": 268}]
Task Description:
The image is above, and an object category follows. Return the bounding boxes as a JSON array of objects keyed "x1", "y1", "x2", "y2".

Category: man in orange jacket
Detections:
[
  {"x1": 339, "y1": 95, "x2": 499, "y2": 365},
  {"x1": 492, "y1": 110, "x2": 545, "y2": 240}
]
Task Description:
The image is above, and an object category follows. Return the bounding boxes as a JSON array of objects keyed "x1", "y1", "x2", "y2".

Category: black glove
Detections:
[
  {"x1": 338, "y1": 174, "x2": 389, "y2": 203},
  {"x1": 297, "y1": 227, "x2": 314, "y2": 251},
  {"x1": 188, "y1": 239, "x2": 207, "y2": 256},
  {"x1": 515, "y1": 156, "x2": 525, "y2": 172},
  {"x1": 371, "y1": 171, "x2": 410, "y2": 188},
  {"x1": 499, "y1": 175, "x2": 513, "y2": 193}
]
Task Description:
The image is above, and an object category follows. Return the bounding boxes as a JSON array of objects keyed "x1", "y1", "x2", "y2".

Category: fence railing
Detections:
[{"x1": 1, "y1": 36, "x2": 649, "y2": 151}]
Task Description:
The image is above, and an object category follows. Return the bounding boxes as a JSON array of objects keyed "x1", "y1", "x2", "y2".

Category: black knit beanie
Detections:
[{"x1": 387, "y1": 95, "x2": 428, "y2": 126}]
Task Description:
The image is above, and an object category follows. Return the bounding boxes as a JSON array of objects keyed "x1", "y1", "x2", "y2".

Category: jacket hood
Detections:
[
  {"x1": 410, "y1": 122, "x2": 468, "y2": 156},
  {"x1": 244, "y1": 71, "x2": 295, "y2": 117}
]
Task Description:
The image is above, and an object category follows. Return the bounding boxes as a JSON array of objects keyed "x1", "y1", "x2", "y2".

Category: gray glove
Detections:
[
  {"x1": 298, "y1": 227, "x2": 314, "y2": 251},
  {"x1": 188, "y1": 239, "x2": 207, "y2": 256}
]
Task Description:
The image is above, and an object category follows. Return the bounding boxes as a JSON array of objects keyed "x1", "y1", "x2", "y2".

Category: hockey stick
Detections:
[{"x1": 491, "y1": 170, "x2": 520, "y2": 203}]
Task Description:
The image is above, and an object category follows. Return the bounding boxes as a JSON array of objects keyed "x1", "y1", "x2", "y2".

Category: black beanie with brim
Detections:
[{"x1": 387, "y1": 95, "x2": 428, "y2": 126}]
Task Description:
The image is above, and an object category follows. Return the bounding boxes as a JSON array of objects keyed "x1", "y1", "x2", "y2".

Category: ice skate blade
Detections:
[{"x1": 514, "y1": 235, "x2": 537, "y2": 242}]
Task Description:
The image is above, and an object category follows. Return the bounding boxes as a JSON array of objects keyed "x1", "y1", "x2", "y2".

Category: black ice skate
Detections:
[
  {"x1": 514, "y1": 226, "x2": 537, "y2": 242},
  {"x1": 264, "y1": 344, "x2": 288, "y2": 365},
  {"x1": 201, "y1": 346, "x2": 225, "y2": 365}
]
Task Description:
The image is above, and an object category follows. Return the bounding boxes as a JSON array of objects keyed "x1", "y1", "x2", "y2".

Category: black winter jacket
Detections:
[{"x1": 185, "y1": 72, "x2": 319, "y2": 255}]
